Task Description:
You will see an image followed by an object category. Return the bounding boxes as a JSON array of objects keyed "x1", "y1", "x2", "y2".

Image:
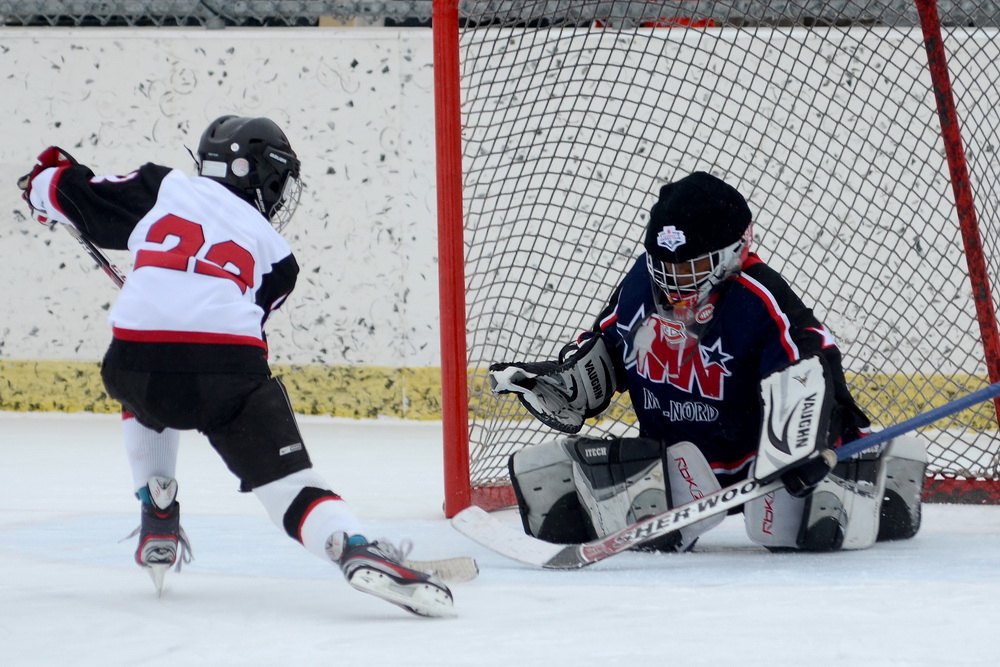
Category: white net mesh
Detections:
[{"x1": 455, "y1": 0, "x2": 1000, "y2": 501}]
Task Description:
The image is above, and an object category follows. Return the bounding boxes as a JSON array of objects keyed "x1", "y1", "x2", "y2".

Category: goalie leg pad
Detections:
[
  {"x1": 797, "y1": 487, "x2": 849, "y2": 551},
  {"x1": 745, "y1": 488, "x2": 809, "y2": 549},
  {"x1": 746, "y1": 485, "x2": 852, "y2": 552},
  {"x1": 567, "y1": 436, "x2": 674, "y2": 550},
  {"x1": 572, "y1": 439, "x2": 723, "y2": 551},
  {"x1": 509, "y1": 438, "x2": 593, "y2": 544},
  {"x1": 877, "y1": 436, "x2": 927, "y2": 541},
  {"x1": 510, "y1": 437, "x2": 724, "y2": 552},
  {"x1": 662, "y1": 441, "x2": 725, "y2": 551},
  {"x1": 826, "y1": 446, "x2": 887, "y2": 550},
  {"x1": 746, "y1": 446, "x2": 888, "y2": 551}
]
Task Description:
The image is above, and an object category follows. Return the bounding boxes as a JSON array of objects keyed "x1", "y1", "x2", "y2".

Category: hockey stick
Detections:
[
  {"x1": 61, "y1": 223, "x2": 126, "y2": 287},
  {"x1": 452, "y1": 380, "x2": 1000, "y2": 569},
  {"x1": 57, "y1": 223, "x2": 481, "y2": 583},
  {"x1": 62, "y1": 233, "x2": 480, "y2": 583},
  {"x1": 17, "y1": 147, "x2": 124, "y2": 287}
]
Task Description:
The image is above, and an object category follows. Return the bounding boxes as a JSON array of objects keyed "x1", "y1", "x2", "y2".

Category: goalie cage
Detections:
[{"x1": 431, "y1": 0, "x2": 1000, "y2": 516}]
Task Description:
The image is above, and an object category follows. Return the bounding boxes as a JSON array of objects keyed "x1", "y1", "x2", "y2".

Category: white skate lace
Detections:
[
  {"x1": 370, "y1": 537, "x2": 413, "y2": 564},
  {"x1": 120, "y1": 524, "x2": 194, "y2": 572}
]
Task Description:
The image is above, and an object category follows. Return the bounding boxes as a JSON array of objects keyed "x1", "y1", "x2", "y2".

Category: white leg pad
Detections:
[
  {"x1": 745, "y1": 487, "x2": 808, "y2": 548},
  {"x1": 572, "y1": 457, "x2": 665, "y2": 535},
  {"x1": 745, "y1": 447, "x2": 888, "y2": 551},
  {"x1": 878, "y1": 436, "x2": 927, "y2": 541},
  {"x1": 513, "y1": 438, "x2": 725, "y2": 550},
  {"x1": 510, "y1": 438, "x2": 578, "y2": 537},
  {"x1": 663, "y1": 441, "x2": 724, "y2": 550},
  {"x1": 829, "y1": 466, "x2": 886, "y2": 550}
]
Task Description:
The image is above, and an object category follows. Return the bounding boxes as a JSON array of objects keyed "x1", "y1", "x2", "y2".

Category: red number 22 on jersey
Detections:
[{"x1": 134, "y1": 214, "x2": 255, "y2": 294}]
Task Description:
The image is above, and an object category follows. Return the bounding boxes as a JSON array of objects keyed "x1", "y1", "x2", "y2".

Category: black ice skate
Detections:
[
  {"x1": 331, "y1": 534, "x2": 454, "y2": 618},
  {"x1": 126, "y1": 476, "x2": 192, "y2": 596}
]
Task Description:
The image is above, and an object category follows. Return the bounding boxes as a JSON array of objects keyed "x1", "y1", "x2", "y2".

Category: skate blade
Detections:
[
  {"x1": 146, "y1": 564, "x2": 169, "y2": 597},
  {"x1": 347, "y1": 568, "x2": 455, "y2": 618}
]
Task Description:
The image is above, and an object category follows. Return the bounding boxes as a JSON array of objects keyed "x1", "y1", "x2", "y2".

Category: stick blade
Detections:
[
  {"x1": 403, "y1": 557, "x2": 480, "y2": 584},
  {"x1": 450, "y1": 507, "x2": 571, "y2": 567}
]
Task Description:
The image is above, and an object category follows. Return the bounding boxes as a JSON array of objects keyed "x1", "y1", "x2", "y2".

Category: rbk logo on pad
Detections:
[{"x1": 656, "y1": 226, "x2": 686, "y2": 251}]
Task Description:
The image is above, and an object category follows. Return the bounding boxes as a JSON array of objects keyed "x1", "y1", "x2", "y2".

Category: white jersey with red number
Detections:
[{"x1": 28, "y1": 162, "x2": 298, "y2": 370}]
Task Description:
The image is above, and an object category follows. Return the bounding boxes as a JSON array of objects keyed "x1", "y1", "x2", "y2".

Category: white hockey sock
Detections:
[
  {"x1": 253, "y1": 469, "x2": 364, "y2": 561},
  {"x1": 122, "y1": 415, "x2": 180, "y2": 494},
  {"x1": 300, "y1": 500, "x2": 364, "y2": 561}
]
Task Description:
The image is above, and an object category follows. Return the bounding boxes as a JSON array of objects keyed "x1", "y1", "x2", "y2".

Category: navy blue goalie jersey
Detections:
[{"x1": 594, "y1": 252, "x2": 870, "y2": 484}]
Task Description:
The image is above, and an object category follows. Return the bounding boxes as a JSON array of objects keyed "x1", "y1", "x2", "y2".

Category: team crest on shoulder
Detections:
[{"x1": 695, "y1": 303, "x2": 714, "y2": 324}]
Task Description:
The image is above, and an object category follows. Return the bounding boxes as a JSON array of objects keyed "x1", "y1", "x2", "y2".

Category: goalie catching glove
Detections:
[{"x1": 489, "y1": 335, "x2": 618, "y2": 434}]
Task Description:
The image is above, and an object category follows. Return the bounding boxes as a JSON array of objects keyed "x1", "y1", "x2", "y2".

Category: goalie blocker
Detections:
[{"x1": 508, "y1": 356, "x2": 927, "y2": 552}]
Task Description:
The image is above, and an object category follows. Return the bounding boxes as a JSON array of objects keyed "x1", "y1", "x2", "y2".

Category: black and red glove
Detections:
[{"x1": 16, "y1": 146, "x2": 78, "y2": 226}]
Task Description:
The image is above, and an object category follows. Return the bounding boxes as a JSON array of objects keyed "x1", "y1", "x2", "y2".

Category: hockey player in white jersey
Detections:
[{"x1": 17, "y1": 116, "x2": 456, "y2": 617}]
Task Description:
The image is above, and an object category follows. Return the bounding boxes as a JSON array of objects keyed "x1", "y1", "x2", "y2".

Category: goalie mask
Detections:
[
  {"x1": 197, "y1": 116, "x2": 302, "y2": 232},
  {"x1": 644, "y1": 172, "x2": 752, "y2": 311}
]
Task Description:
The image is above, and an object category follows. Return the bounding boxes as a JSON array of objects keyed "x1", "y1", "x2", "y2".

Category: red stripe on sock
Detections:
[{"x1": 296, "y1": 495, "x2": 343, "y2": 543}]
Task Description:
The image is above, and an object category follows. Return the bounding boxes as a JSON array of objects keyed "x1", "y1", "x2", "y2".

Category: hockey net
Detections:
[{"x1": 434, "y1": 0, "x2": 1000, "y2": 514}]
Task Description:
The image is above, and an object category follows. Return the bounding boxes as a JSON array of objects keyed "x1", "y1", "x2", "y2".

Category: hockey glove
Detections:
[
  {"x1": 17, "y1": 146, "x2": 78, "y2": 226},
  {"x1": 780, "y1": 448, "x2": 838, "y2": 498},
  {"x1": 489, "y1": 336, "x2": 618, "y2": 434}
]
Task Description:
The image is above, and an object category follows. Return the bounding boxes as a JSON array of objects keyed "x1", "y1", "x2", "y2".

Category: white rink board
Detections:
[
  {"x1": 0, "y1": 28, "x2": 438, "y2": 367},
  {"x1": 0, "y1": 26, "x2": 995, "y2": 379}
]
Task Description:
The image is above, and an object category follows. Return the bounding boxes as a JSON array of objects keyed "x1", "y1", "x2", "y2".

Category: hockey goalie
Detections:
[{"x1": 490, "y1": 171, "x2": 927, "y2": 553}]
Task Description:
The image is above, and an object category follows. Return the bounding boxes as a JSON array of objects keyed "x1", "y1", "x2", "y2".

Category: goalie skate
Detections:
[{"x1": 333, "y1": 535, "x2": 455, "y2": 618}]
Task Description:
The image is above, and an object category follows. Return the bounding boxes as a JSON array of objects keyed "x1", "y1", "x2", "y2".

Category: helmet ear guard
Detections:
[{"x1": 197, "y1": 116, "x2": 302, "y2": 231}]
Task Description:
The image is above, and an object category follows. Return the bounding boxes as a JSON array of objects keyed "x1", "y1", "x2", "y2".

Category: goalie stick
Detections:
[{"x1": 452, "y1": 380, "x2": 1000, "y2": 569}]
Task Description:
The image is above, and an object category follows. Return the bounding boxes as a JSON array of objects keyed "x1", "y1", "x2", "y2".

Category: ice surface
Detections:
[{"x1": 2, "y1": 412, "x2": 998, "y2": 666}]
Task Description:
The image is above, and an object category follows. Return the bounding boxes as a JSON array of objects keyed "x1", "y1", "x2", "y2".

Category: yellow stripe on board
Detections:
[
  {"x1": 2, "y1": 359, "x2": 996, "y2": 429},
  {"x1": 470, "y1": 370, "x2": 998, "y2": 430},
  {"x1": 0, "y1": 360, "x2": 443, "y2": 420},
  {"x1": 847, "y1": 373, "x2": 999, "y2": 430}
]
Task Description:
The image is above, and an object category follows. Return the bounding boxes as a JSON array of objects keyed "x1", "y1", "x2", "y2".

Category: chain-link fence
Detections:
[
  {"x1": 0, "y1": 1, "x2": 434, "y2": 27},
  {"x1": 5, "y1": 1, "x2": 1000, "y2": 29}
]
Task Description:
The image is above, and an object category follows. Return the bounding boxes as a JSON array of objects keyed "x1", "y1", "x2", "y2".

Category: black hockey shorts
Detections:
[{"x1": 100, "y1": 366, "x2": 312, "y2": 491}]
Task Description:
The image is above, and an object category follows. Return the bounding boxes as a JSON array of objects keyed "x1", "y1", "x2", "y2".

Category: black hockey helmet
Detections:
[
  {"x1": 197, "y1": 116, "x2": 302, "y2": 231},
  {"x1": 644, "y1": 171, "x2": 753, "y2": 308}
]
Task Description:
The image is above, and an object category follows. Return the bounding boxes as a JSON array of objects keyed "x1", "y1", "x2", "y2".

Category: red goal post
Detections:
[{"x1": 433, "y1": 0, "x2": 1000, "y2": 516}]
